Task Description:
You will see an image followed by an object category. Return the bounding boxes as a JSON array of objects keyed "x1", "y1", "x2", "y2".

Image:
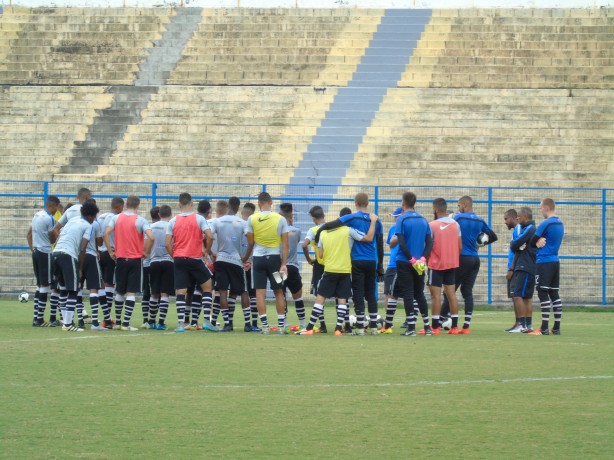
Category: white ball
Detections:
[
  {"x1": 349, "y1": 315, "x2": 357, "y2": 327},
  {"x1": 19, "y1": 292, "x2": 29, "y2": 303},
  {"x1": 477, "y1": 232, "x2": 489, "y2": 246}
]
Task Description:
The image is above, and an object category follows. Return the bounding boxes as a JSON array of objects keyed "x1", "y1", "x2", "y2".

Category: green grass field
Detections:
[{"x1": 1, "y1": 300, "x2": 613, "y2": 459}]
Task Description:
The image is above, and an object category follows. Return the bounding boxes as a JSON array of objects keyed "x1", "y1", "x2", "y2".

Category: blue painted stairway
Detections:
[{"x1": 286, "y1": 9, "x2": 432, "y2": 192}]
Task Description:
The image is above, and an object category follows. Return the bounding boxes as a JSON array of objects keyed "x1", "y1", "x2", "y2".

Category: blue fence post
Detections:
[
  {"x1": 602, "y1": 188, "x2": 607, "y2": 305},
  {"x1": 487, "y1": 187, "x2": 493, "y2": 305},
  {"x1": 262, "y1": 183, "x2": 267, "y2": 193},
  {"x1": 152, "y1": 183, "x2": 157, "y2": 207},
  {"x1": 43, "y1": 181, "x2": 49, "y2": 207},
  {"x1": 374, "y1": 185, "x2": 379, "y2": 216}
]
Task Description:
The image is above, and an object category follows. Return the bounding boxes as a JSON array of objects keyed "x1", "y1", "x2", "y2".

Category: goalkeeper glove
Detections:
[{"x1": 410, "y1": 257, "x2": 426, "y2": 276}]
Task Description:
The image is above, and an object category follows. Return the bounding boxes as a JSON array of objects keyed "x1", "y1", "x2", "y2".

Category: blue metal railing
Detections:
[{"x1": 1, "y1": 181, "x2": 612, "y2": 304}]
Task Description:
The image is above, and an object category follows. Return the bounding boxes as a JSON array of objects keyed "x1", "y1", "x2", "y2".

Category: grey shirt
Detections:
[
  {"x1": 285, "y1": 224, "x2": 302, "y2": 268},
  {"x1": 210, "y1": 214, "x2": 245, "y2": 267},
  {"x1": 58, "y1": 204, "x2": 82, "y2": 227},
  {"x1": 85, "y1": 220, "x2": 102, "y2": 257},
  {"x1": 149, "y1": 221, "x2": 173, "y2": 263},
  {"x1": 96, "y1": 211, "x2": 114, "y2": 252},
  {"x1": 31, "y1": 209, "x2": 56, "y2": 253},
  {"x1": 53, "y1": 217, "x2": 92, "y2": 260}
]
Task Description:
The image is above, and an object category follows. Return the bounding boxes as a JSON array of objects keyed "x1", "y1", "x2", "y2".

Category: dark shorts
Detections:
[
  {"x1": 99, "y1": 250, "x2": 116, "y2": 286},
  {"x1": 81, "y1": 253, "x2": 102, "y2": 291},
  {"x1": 536, "y1": 262, "x2": 560, "y2": 291},
  {"x1": 142, "y1": 265, "x2": 151, "y2": 296},
  {"x1": 174, "y1": 257, "x2": 212, "y2": 291},
  {"x1": 310, "y1": 261, "x2": 324, "y2": 295},
  {"x1": 150, "y1": 260, "x2": 175, "y2": 296},
  {"x1": 511, "y1": 270, "x2": 535, "y2": 299},
  {"x1": 285, "y1": 264, "x2": 303, "y2": 295},
  {"x1": 244, "y1": 267, "x2": 256, "y2": 297},
  {"x1": 252, "y1": 255, "x2": 283, "y2": 291},
  {"x1": 115, "y1": 258, "x2": 143, "y2": 295},
  {"x1": 52, "y1": 252, "x2": 79, "y2": 292},
  {"x1": 427, "y1": 268, "x2": 456, "y2": 288},
  {"x1": 317, "y1": 272, "x2": 352, "y2": 300},
  {"x1": 32, "y1": 249, "x2": 53, "y2": 287},
  {"x1": 214, "y1": 260, "x2": 246, "y2": 295},
  {"x1": 384, "y1": 268, "x2": 402, "y2": 297}
]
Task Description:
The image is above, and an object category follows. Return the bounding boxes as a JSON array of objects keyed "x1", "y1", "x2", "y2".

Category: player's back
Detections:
[
  {"x1": 213, "y1": 214, "x2": 244, "y2": 265},
  {"x1": 455, "y1": 212, "x2": 489, "y2": 256},
  {"x1": 54, "y1": 217, "x2": 91, "y2": 259},
  {"x1": 59, "y1": 204, "x2": 82, "y2": 226},
  {"x1": 286, "y1": 225, "x2": 302, "y2": 267},
  {"x1": 320, "y1": 227, "x2": 353, "y2": 274},
  {"x1": 31, "y1": 209, "x2": 55, "y2": 253},
  {"x1": 536, "y1": 216, "x2": 564, "y2": 263},
  {"x1": 339, "y1": 211, "x2": 381, "y2": 261},
  {"x1": 395, "y1": 211, "x2": 430, "y2": 262},
  {"x1": 150, "y1": 221, "x2": 172, "y2": 262}
]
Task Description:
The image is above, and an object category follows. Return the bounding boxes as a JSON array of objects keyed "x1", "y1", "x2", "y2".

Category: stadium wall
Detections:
[{"x1": 2, "y1": 181, "x2": 613, "y2": 306}]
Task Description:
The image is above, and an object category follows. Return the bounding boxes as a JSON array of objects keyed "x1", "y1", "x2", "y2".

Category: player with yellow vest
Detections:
[
  {"x1": 242, "y1": 192, "x2": 289, "y2": 335},
  {"x1": 297, "y1": 212, "x2": 378, "y2": 336},
  {"x1": 302, "y1": 205, "x2": 329, "y2": 332}
]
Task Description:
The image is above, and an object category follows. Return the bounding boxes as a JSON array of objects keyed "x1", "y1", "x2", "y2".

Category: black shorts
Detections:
[
  {"x1": 81, "y1": 253, "x2": 102, "y2": 291},
  {"x1": 99, "y1": 251, "x2": 116, "y2": 286},
  {"x1": 427, "y1": 268, "x2": 455, "y2": 288},
  {"x1": 310, "y1": 261, "x2": 324, "y2": 295},
  {"x1": 511, "y1": 270, "x2": 535, "y2": 299},
  {"x1": 214, "y1": 260, "x2": 246, "y2": 295},
  {"x1": 285, "y1": 264, "x2": 303, "y2": 295},
  {"x1": 32, "y1": 249, "x2": 53, "y2": 287},
  {"x1": 384, "y1": 268, "x2": 402, "y2": 297},
  {"x1": 142, "y1": 265, "x2": 151, "y2": 296},
  {"x1": 317, "y1": 272, "x2": 352, "y2": 300},
  {"x1": 150, "y1": 260, "x2": 175, "y2": 296},
  {"x1": 252, "y1": 255, "x2": 283, "y2": 291},
  {"x1": 52, "y1": 252, "x2": 79, "y2": 292},
  {"x1": 245, "y1": 267, "x2": 256, "y2": 297},
  {"x1": 115, "y1": 258, "x2": 143, "y2": 295},
  {"x1": 536, "y1": 262, "x2": 560, "y2": 291},
  {"x1": 174, "y1": 257, "x2": 212, "y2": 291}
]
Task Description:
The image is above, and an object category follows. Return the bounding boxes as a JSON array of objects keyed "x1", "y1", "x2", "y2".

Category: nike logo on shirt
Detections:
[
  {"x1": 258, "y1": 217, "x2": 270, "y2": 222},
  {"x1": 440, "y1": 224, "x2": 451, "y2": 230}
]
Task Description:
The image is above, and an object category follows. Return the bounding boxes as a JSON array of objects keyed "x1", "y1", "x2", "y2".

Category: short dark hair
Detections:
[
  {"x1": 77, "y1": 187, "x2": 91, "y2": 200},
  {"x1": 126, "y1": 195, "x2": 140, "y2": 209},
  {"x1": 504, "y1": 209, "x2": 517, "y2": 218},
  {"x1": 228, "y1": 196, "x2": 240, "y2": 214},
  {"x1": 198, "y1": 199, "x2": 211, "y2": 215},
  {"x1": 309, "y1": 205, "x2": 324, "y2": 219},
  {"x1": 257, "y1": 192, "x2": 272, "y2": 204},
  {"x1": 85, "y1": 198, "x2": 96, "y2": 205},
  {"x1": 402, "y1": 192, "x2": 416, "y2": 208},
  {"x1": 150, "y1": 206, "x2": 160, "y2": 221},
  {"x1": 279, "y1": 203, "x2": 293, "y2": 214},
  {"x1": 46, "y1": 195, "x2": 60, "y2": 206},
  {"x1": 80, "y1": 200, "x2": 99, "y2": 218},
  {"x1": 111, "y1": 196, "x2": 124, "y2": 208},
  {"x1": 216, "y1": 200, "x2": 229, "y2": 213},
  {"x1": 519, "y1": 206, "x2": 533, "y2": 220},
  {"x1": 542, "y1": 198, "x2": 555, "y2": 211},
  {"x1": 179, "y1": 193, "x2": 192, "y2": 206},
  {"x1": 243, "y1": 202, "x2": 256, "y2": 213},
  {"x1": 339, "y1": 207, "x2": 352, "y2": 217},
  {"x1": 159, "y1": 205, "x2": 172, "y2": 218},
  {"x1": 433, "y1": 197, "x2": 447, "y2": 213},
  {"x1": 459, "y1": 196, "x2": 473, "y2": 208}
]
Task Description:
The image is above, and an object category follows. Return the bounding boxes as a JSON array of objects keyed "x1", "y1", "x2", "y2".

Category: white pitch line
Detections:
[
  {"x1": 0, "y1": 331, "x2": 176, "y2": 343},
  {"x1": 1, "y1": 375, "x2": 611, "y2": 390}
]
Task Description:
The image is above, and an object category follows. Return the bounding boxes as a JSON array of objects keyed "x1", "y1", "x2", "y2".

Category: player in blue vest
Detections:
[
  {"x1": 528, "y1": 198, "x2": 565, "y2": 336},
  {"x1": 315, "y1": 193, "x2": 384, "y2": 335},
  {"x1": 440, "y1": 196, "x2": 497, "y2": 334}
]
